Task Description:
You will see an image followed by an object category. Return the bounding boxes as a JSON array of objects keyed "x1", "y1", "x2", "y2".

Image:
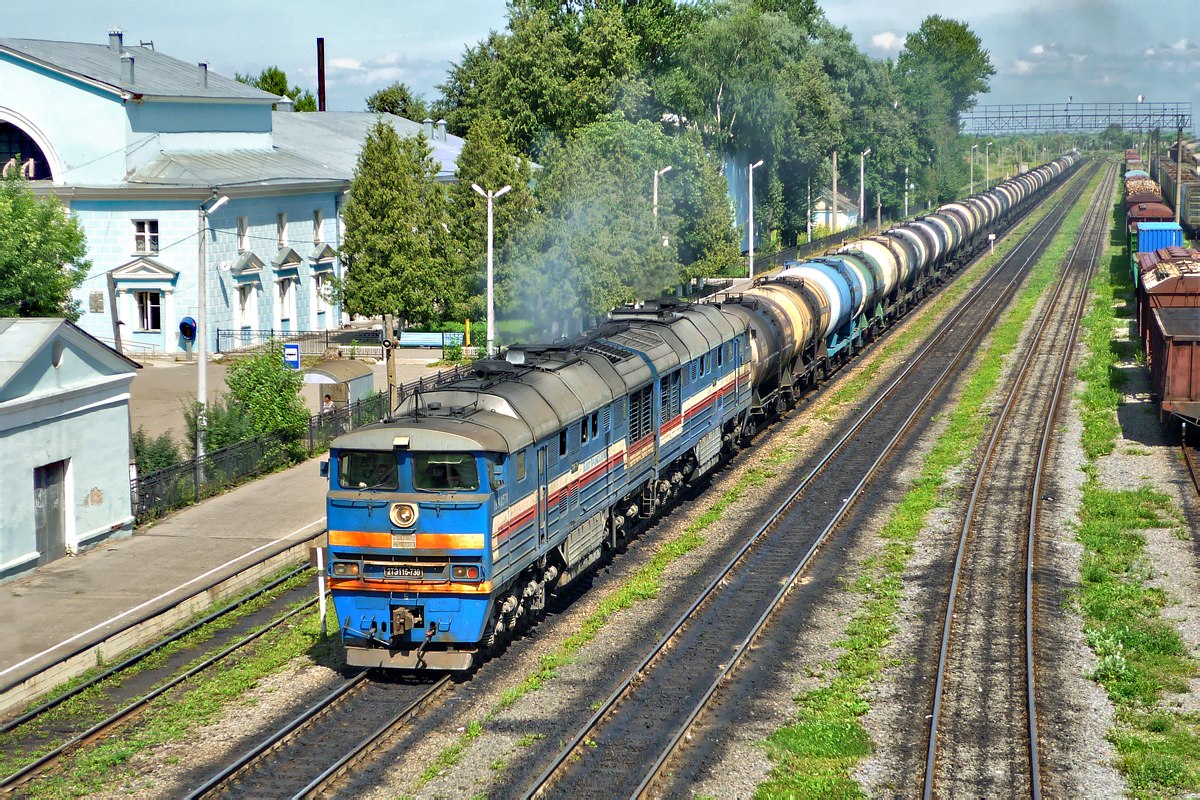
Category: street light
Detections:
[
  {"x1": 471, "y1": 183, "x2": 511, "y2": 358},
  {"x1": 904, "y1": 165, "x2": 910, "y2": 218},
  {"x1": 970, "y1": 143, "x2": 979, "y2": 193},
  {"x1": 196, "y1": 192, "x2": 228, "y2": 481},
  {"x1": 748, "y1": 159, "x2": 764, "y2": 280},
  {"x1": 859, "y1": 148, "x2": 870, "y2": 229},
  {"x1": 653, "y1": 165, "x2": 673, "y2": 221},
  {"x1": 985, "y1": 141, "x2": 993, "y2": 190}
]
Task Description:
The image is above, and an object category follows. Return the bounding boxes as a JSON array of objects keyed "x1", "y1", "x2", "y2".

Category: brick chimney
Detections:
[
  {"x1": 121, "y1": 52, "x2": 135, "y2": 83},
  {"x1": 108, "y1": 29, "x2": 123, "y2": 53}
]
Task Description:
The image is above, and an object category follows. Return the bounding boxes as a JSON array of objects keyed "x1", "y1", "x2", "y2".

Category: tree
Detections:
[
  {"x1": 336, "y1": 121, "x2": 455, "y2": 327},
  {"x1": 365, "y1": 82, "x2": 430, "y2": 121},
  {"x1": 224, "y1": 343, "x2": 310, "y2": 440},
  {"x1": 235, "y1": 66, "x2": 318, "y2": 111},
  {"x1": 0, "y1": 169, "x2": 89, "y2": 319},
  {"x1": 447, "y1": 115, "x2": 536, "y2": 321},
  {"x1": 898, "y1": 16, "x2": 994, "y2": 117}
]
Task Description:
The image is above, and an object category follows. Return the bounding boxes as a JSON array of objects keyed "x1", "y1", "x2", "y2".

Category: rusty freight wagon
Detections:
[{"x1": 1147, "y1": 307, "x2": 1200, "y2": 428}]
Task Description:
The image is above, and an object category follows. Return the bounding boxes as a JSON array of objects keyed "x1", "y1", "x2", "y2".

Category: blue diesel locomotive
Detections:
[{"x1": 324, "y1": 152, "x2": 1081, "y2": 670}]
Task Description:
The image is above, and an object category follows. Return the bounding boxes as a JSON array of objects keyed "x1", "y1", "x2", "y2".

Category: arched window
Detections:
[{"x1": 0, "y1": 122, "x2": 51, "y2": 180}]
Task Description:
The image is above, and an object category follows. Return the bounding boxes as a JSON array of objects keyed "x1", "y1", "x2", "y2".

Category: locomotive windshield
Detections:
[
  {"x1": 412, "y1": 452, "x2": 479, "y2": 491},
  {"x1": 337, "y1": 450, "x2": 398, "y2": 490}
]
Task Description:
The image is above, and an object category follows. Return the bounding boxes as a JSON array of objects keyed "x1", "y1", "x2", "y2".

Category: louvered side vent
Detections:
[
  {"x1": 549, "y1": 443, "x2": 559, "y2": 468},
  {"x1": 569, "y1": 483, "x2": 579, "y2": 508},
  {"x1": 585, "y1": 342, "x2": 629, "y2": 364},
  {"x1": 569, "y1": 424, "x2": 580, "y2": 455},
  {"x1": 602, "y1": 405, "x2": 611, "y2": 432}
]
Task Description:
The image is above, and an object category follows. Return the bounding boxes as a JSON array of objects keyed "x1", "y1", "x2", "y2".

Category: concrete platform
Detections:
[{"x1": 0, "y1": 456, "x2": 330, "y2": 716}]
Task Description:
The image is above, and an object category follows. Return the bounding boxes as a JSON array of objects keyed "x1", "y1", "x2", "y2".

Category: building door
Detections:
[
  {"x1": 536, "y1": 446, "x2": 548, "y2": 547},
  {"x1": 34, "y1": 460, "x2": 68, "y2": 565}
]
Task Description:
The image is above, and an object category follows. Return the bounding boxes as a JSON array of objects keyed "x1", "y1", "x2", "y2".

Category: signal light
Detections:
[{"x1": 451, "y1": 565, "x2": 481, "y2": 580}]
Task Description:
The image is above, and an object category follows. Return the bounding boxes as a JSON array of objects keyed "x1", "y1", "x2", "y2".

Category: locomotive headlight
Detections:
[
  {"x1": 451, "y1": 565, "x2": 481, "y2": 581},
  {"x1": 390, "y1": 502, "x2": 418, "y2": 528},
  {"x1": 331, "y1": 561, "x2": 360, "y2": 577}
]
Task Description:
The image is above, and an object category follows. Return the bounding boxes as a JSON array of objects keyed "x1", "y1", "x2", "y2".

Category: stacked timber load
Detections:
[{"x1": 1126, "y1": 177, "x2": 1162, "y2": 198}]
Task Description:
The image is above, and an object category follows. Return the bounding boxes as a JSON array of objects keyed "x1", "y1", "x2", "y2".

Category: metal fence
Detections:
[
  {"x1": 130, "y1": 360, "x2": 479, "y2": 525},
  {"x1": 216, "y1": 328, "x2": 384, "y2": 358}
]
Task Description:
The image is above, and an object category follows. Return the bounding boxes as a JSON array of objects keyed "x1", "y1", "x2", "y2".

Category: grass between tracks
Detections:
[
  {"x1": 9, "y1": 580, "x2": 337, "y2": 798},
  {"x1": 1074, "y1": 189, "x2": 1200, "y2": 796},
  {"x1": 754, "y1": 165, "x2": 1108, "y2": 798}
]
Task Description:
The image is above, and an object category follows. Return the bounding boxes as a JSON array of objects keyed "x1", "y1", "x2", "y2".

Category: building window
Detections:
[
  {"x1": 135, "y1": 290, "x2": 161, "y2": 331},
  {"x1": 278, "y1": 278, "x2": 294, "y2": 322},
  {"x1": 133, "y1": 220, "x2": 159, "y2": 254},
  {"x1": 516, "y1": 450, "x2": 526, "y2": 482},
  {"x1": 277, "y1": 212, "x2": 288, "y2": 247},
  {"x1": 237, "y1": 285, "x2": 255, "y2": 329},
  {"x1": 313, "y1": 273, "x2": 328, "y2": 313},
  {"x1": 237, "y1": 216, "x2": 249, "y2": 252},
  {"x1": 313, "y1": 209, "x2": 323, "y2": 244}
]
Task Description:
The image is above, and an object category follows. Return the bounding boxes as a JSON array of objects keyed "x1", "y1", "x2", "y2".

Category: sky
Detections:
[{"x1": 4, "y1": 0, "x2": 1196, "y2": 129}]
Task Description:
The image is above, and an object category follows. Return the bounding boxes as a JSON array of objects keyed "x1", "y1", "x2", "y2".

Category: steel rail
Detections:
[
  {"x1": 523, "y1": 161, "x2": 1098, "y2": 800},
  {"x1": 1182, "y1": 440, "x2": 1200, "y2": 498},
  {"x1": 0, "y1": 561, "x2": 314, "y2": 735},
  {"x1": 922, "y1": 162, "x2": 1116, "y2": 800},
  {"x1": 0, "y1": 595, "x2": 320, "y2": 792},
  {"x1": 184, "y1": 670, "x2": 372, "y2": 799},
  {"x1": 290, "y1": 675, "x2": 452, "y2": 800}
]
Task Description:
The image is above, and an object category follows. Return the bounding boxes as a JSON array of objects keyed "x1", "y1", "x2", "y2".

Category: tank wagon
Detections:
[{"x1": 322, "y1": 151, "x2": 1080, "y2": 671}]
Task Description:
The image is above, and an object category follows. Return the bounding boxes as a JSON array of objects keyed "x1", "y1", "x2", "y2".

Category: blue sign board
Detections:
[{"x1": 283, "y1": 343, "x2": 301, "y2": 370}]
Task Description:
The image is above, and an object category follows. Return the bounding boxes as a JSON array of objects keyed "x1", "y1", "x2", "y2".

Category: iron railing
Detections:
[
  {"x1": 215, "y1": 328, "x2": 384, "y2": 358},
  {"x1": 130, "y1": 361, "x2": 478, "y2": 524}
]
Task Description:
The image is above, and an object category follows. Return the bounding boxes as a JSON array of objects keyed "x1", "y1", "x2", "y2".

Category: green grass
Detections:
[
  {"x1": 755, "y1": 165, "x2": 1109, "y2": 798},
  {"x1": 1073, "y1": 184, "x2": 1200, "y2": 798}
]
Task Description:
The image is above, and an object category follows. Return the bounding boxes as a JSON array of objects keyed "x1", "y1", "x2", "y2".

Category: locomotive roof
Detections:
[{"x1": 332, "y1": 299, "x2": 739, "y2": 455}]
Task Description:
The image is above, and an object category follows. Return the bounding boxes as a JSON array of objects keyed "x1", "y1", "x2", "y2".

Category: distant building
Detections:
[
  {"x1": 0, "y1": 31, "x2": 467, "y2": 358},
  {"x1": 810, "y1": 188, "x2": 859, "y2": 232},
  {"x1": 0, "y1": 319, "x2": 139, "y2": 582}
]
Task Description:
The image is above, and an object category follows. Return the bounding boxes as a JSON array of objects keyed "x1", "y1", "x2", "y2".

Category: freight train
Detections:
[
  {"x1": 1126, "y1": 150, "x2": 1200, "y2": 429},
  {"x1": 322, "y1": 151, "x2": 1081, "y2": 671}
]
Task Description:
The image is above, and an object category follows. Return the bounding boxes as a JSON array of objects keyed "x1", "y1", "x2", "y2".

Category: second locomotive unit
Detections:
[{"x1": 324, "y1": 151, "x2": 1081, "y2": 670}]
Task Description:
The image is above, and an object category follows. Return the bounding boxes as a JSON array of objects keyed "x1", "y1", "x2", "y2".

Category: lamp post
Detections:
[
  {"x1": 859, "y1": 148, "x2": 870, "y2": 229},
  {"x1": 471, "y1": 182, "x2": 511, "y2": 358},
  {"x1": 748, "y1": 159, "x2": 764, "y2": 280},
  {"x1": 904, "y1": 165, "x2": 910, "y2": 218},
  {"x1": 196, "y1": 192, "x2": 228, "y2": 482},
  {"x1": 652, "y1": 165, "x2": 673, "y2": 221},
  {"x1": 985, "y1": 141, "x2": 993, "y2": 190},
  {"x1": 970, "y1": 143, "x2": 978, "y2": 193}
]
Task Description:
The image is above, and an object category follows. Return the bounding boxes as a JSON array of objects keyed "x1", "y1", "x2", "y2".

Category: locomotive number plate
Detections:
[{"x1": 384, "y1": 566, "x2": 423, "y2": 579}]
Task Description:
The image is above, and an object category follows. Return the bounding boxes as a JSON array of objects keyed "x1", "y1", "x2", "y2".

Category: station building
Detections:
[
  {"x1": 0, "y1": 31, "x2": 466, "y2": 358},
  {"x1": 0, "y1": 319, "x2": 140, "y2": 582}
]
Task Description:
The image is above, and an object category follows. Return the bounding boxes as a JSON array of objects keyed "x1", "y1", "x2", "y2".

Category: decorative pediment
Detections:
[
  {"x1": 110, "y1": 257, "x2": 179, "y2": 282},
  {"x1": 272, "y1": 246, "x2": 303, "y2": 273},
  {"x1": 309, "y1": 243, "x2": 338, "y2": 269},
  {"x1": 231, "y1": 252, "x2": 265, "y2": 281}
]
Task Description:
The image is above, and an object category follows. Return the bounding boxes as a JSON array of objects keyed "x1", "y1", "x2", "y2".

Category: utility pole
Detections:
[
  {"x1": 653, "y1": 165, "x2": 673, "y2": 222},
  {"x1": 195, "y1": 192, "x2": 228, "y2": 492},
  {"x1": 471, "y1": 183, "x2": 512, "y2": 358},
  {"x1": 1176, "y1": 127, "x2": 1184, "y2": 225},
  {"x1": 747, "y1": 159, "x2": 764, "y2": 280},
  {"x1": 806, "y1": 178, "x2": 811, "y2": 241},
  {"x1": 859, "y1": 148, "x2": 871, "y2": 230},
  {"x1": 904, "y1": 165, "x2": 910, "y2": 218},
  {"x1": 383, "y1": 313, "x2": 397, "y2": 416},
  {"x1": 831, "y1": 150, "x2": 838, "y2": 232}
]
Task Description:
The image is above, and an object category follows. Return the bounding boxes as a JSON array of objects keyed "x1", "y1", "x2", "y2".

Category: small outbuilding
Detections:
[
  {"x1": 0, "y1": 318, "x2": 140, "y2": 582},
  {"x1": 303, "y1": 359, "x2": 375, "y2": 407}
]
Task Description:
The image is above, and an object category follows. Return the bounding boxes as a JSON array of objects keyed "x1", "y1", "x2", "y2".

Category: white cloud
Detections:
[
  {"x1": 328, "y1": 57, "x2": 363, "y2": 71},
  {"x1": 1172, "y1": 38, "x2": 1189, "y2": 51},
  {"x1": 1013, "y1": 59, "x2": 1037, "y2": 75},
  {"x1": 1030, "y1": 44, "x2": 1045, "y2": 55},
  {"x1": 1145, "y1": 48, "x2": 1157, "y2": 56},
  {"x1": 869, "y1": 31, "x2": 905, "y2": 53}
]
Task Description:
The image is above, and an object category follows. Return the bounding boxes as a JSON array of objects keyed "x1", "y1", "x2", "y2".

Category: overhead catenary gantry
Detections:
[{"x1": 960, "y1": 101, "x2": 1194, "y2": 225}]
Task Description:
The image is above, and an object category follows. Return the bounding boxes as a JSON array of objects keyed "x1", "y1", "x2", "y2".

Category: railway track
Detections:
[
  {"x1": 1182, "y1": 440, "x2": 1200, "y2": 498},
  {"x1": 185, "y1": 672, "x2": 449, "y2": 799},
  {"x1": 517, "y1": 161, "x2": 1102, "y2": 799},
  {"x1": 0, "y1": 565, "x2": 318, "y2": 793},
  {"x1": 922, "y1": 161, "x2": 1118, "y2": 799}
]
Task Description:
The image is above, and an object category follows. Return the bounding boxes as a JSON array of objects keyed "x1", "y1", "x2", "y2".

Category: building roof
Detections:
[
  {"x1": 270, "y1": 112, "x2": 465, "y2": 181},
  {"x1": 124, "y1": 112, "x2": 465, "y2": 190},
  {"x1": 814, "y1": 188, "x2": 859, "y2": 214},
  {"x1": 0, "y1": 318, "x2": 139, "y2": 399},
  {"x1": 0, "y1": 37, "x2": 278, "y2": 103}
]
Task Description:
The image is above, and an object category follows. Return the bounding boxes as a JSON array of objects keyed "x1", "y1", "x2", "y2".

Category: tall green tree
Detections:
[
  {"x1": 0, "y1": 169, "x2": 89, "y2": 319},
  {"x1": 235, "y1": 66, "x2": 318, "y2": 111},
  {"x1": 447, "y1": 115, "x2": 536, "y2": 321},
  {"x1": 365, "y1": 81, "x2": 430, "y2": 120},
  {"x1": 336, "y1": 121, "x2": 454, "y2": 327},
  {"x1": 898, "y1": 16, "x2": 994, "y2": 117}
]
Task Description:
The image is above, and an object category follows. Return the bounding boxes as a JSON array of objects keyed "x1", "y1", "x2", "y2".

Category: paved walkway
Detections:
[
  {"x1": 0, "y1": 456, "x2": 328, "y2": 693},
  {"x1": 0, "y1": 351, "x2": 461, "y2": 703}
]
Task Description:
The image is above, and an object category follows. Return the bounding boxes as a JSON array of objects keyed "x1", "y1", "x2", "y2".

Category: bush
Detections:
[
  {"x1": 183, "y1": 394, "x2": 256, "y2": 455},
  {"x1": 131, "y1": 427, "x2": 182, "y2": 473}
]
